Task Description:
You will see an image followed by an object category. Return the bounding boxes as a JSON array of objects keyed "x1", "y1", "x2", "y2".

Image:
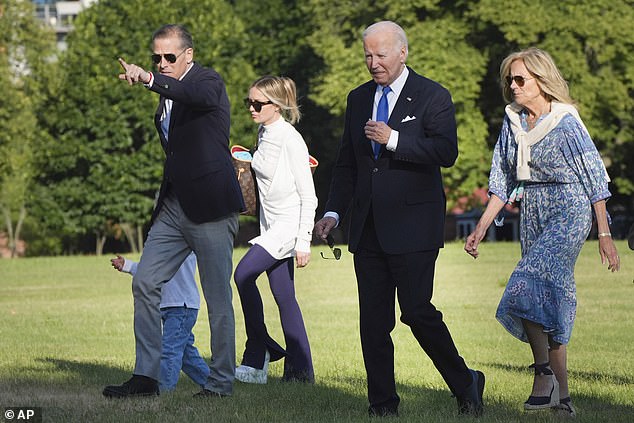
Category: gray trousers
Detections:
[{"x1": 132, "y1": 193, "x2": 238, "y2": 395}]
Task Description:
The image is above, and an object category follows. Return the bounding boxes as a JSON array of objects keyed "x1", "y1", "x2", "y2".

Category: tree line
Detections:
[{"x1": 1, "y1": 0, "x2": 633, "y2": 257}]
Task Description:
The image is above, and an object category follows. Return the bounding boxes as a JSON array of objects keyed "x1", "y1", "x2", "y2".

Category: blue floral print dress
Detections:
[{"x1": 489, "y1": 110, "x2": 610, "y2": 344}]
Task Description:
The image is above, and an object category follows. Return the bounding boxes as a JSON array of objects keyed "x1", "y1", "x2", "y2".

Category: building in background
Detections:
[{"x1": 32, "y1": 0, "x2": 96, "y2": 50}]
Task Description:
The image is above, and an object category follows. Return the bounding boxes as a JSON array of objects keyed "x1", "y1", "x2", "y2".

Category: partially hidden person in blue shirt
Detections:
[{"x1": 111, "y1": 252, "x2": 209, "y2": 393}]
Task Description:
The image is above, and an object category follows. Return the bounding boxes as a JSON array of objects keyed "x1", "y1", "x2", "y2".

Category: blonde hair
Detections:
[
  {"x1": 250, "y1": 76, "x2": 301, "y2": 124},
  {"x1": 500, "y1": 47, "x2": 574, "y2": 105}
]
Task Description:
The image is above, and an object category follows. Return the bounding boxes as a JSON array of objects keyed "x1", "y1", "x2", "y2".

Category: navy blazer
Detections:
[
  {"x1": 150, "y1": 62, "x2": 244, "y2": 223},
  {"x1": 325, "y1": 67, "x2": 458, "y2": 254}
]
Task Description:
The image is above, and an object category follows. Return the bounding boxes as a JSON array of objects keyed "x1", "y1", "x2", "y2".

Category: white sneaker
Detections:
[{"x1": 235, "y1": 350, "x2": 270, "y2": 384}]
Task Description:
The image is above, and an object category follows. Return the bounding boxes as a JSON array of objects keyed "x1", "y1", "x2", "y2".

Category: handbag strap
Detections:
[{"x1": 250, "y1": 124, "x2": 263, "y2": 155}]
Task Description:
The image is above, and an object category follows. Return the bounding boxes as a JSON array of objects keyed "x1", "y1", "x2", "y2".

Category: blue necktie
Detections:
[
  {"x1": 160, "y1": 98, "x2": 172, "y2": 142},
  {"x1": 374, "y1": 86, "x2": 391, "y2": 158}
]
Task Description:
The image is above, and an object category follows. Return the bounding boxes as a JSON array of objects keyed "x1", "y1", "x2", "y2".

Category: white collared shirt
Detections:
[
  {"x1": 372, "y1": 66, "x2": 409, "y2": 151},
  {"x1": 324, "y1": 67, "x2": 410, "y2": 226}
]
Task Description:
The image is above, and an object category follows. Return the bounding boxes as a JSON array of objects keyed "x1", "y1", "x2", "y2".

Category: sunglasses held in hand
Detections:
[
  {"x1": 151, "y1": 48, "x2": 187, "y2": 65},
  {"x1": 320, "y1": 234, "x2": 341, "y2": 260}
]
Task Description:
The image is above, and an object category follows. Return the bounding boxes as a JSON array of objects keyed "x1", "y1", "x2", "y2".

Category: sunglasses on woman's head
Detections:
[
  {"x1": 506, "y1": 75, "x2": 534, "y2": 87},
  {"x1": 151, "y1": 48, "x2": 187, "y2": 65},
  {"x1": 244, "y1": 98, "x2": 274, "y2": 112}
]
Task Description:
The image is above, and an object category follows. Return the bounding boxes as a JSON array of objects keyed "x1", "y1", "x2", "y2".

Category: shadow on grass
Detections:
[
  {"x1": 0, "y1": 357, "x2": 510, "y2": 422},
  {"x1": 2, "y1": 357, "x2": 631, "y2": 422},
  {"x1": 39, "y1": 357, "x2": 131, "y2": 384}
]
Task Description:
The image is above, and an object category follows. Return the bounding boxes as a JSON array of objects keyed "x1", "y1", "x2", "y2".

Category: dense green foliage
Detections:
[
  {"x1": 472, "y1": 0, "x2": 634, "y2": 204},
  {"x1": 1, "y1": 242, "x2": 632, "y2": 421},
  {"x1": 304, "y1": 0, "x2": 491, "y2": 203},
  {"x1": 34, "y1": 0, "x2": 259, "y2": 254},
  {"x1": 0, "y1": 0, "x2": 58, "y2": 256},
  {"x1": 2, "y1": 0, "x2": 633, "y2": 255}
]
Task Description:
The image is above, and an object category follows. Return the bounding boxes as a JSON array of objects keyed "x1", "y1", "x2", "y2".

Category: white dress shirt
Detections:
[{"x1": 325, "y1": 67, "x2": 410, "y2": 225}]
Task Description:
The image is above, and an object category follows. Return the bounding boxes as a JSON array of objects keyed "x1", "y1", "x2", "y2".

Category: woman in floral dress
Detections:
[{"x1": 464, "y1": 48, "x2": 620, "y2": 417}]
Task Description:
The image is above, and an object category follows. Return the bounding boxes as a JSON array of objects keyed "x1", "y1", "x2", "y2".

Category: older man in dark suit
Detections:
[
  {"x1": 314, "y1": 21, "x2": 485, "y2": 417},
  {"x1": 104, "y1": 24, "x2": 244, "y2": 398}
]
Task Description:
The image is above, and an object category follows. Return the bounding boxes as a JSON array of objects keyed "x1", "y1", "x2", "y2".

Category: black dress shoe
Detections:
[
  {"x1": 368, "y1": 405, "x2": 399, "y2": 418},
  {"x1": 457, "y1": 369, "x2": 485, "y2": 417},
  {"x1": 103, "y1": 375, "x2": 159, "y2": 398},
  {"x1": 193, "y1": 389, "x2": 228, "y2": 398}
]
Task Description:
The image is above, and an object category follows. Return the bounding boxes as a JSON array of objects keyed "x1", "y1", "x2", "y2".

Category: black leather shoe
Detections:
[
  {"x1": 368, "y1": 405, "x2": 399, "y2": 418},
  {"x1": 103, "y1": 375, "x2": 159, "y2": 398},
  {"x1": 193, "y1": 389, "x2": 228, "y2": 398},
  {"x1": 457, "y1": 369, "x2": 485, "y2": 417}
]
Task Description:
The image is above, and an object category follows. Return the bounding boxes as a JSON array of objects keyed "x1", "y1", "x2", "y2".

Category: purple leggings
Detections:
[{"x1": 234, "y1": 244, "x2": 313, "y2": 382}]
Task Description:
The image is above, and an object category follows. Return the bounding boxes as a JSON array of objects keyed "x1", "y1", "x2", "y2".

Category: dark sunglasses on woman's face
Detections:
[
  {"x1": 320, "y1": 234, "x2": 342, "y2": 260},
  {"x1": 151, "y1": 48, "x2": 186, "y2": 65},
  {"x1": 244, "y1": 98, "x2": 274, "y2": 112},
  {"x1": 506, "y1": 75, "x2": 534, "y2": 87}
]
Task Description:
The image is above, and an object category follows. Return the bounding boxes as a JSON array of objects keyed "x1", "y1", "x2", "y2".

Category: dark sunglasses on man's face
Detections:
[
  {"x1": 244, "y1": 98, "x2": 274, "y2": 113},
  {"x1": 320, "y1": 234, "x2": 342, "y2": 260},
  {"x1": 506, "y1": 75, "x2": 534, "y2": 87},
  {"x1": 151, "y1": 48, "x2": 187, "y2": 65}
]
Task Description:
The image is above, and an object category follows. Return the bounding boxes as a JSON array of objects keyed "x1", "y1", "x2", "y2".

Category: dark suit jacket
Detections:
[
  {"x1": 325, "y1": 67, "x2": 458, "y2": 254},
  {"x1": 149, "y1": 62, "x2": 244, "y2": 223}
]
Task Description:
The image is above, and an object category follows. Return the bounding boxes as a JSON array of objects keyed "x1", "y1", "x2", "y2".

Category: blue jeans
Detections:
[{"x1": 160, "y1": 306, "x2": 210, "y2": 391}]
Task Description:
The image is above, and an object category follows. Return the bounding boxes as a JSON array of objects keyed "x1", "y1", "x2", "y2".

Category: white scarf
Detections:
[{"x1": 506, "y1": 101, "x2": 589, "y2": 181}]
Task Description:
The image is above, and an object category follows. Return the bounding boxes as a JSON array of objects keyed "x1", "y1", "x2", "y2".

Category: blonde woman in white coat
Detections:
[{"x1": 234, "y1": 76, "x2": 317, "y2": 384}]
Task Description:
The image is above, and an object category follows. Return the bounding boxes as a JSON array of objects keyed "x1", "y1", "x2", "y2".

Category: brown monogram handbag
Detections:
[
  {"x1": 231, "y1": 145, "x2": 258, "y2": 216},
  {"x1": 230, "y1": 144, "x2": 319, "y2": 217}
]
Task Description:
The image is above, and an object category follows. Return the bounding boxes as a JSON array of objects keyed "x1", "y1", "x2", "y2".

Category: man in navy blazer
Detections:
[
  {"x1": 104, "y1": 24, "x2": 244, "y2": 398},
  {"x1": 314, "y1": 21, "x2": 485, "y2": 417}
]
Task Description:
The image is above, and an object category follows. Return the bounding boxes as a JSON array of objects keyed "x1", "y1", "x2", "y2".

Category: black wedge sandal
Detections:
[
  {"x1": 553, "y1": 397, "x2": 576, "y2": 418},
  {"x1": 524, "y1": 362, "x2": 560, "y2": 410}
]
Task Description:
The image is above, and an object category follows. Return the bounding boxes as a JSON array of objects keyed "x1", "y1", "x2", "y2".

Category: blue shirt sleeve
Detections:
[
  {"x1": 559, "y1": 115, "x2": 611, "y2": 203},
  {"x1": 488, "y1": 117, "x2": 518, "y2": 203}
]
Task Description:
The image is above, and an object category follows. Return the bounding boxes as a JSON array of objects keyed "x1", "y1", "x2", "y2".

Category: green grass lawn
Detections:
[{"x1": 1, "y1": 241, "x2": 632, "y2": 422}]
